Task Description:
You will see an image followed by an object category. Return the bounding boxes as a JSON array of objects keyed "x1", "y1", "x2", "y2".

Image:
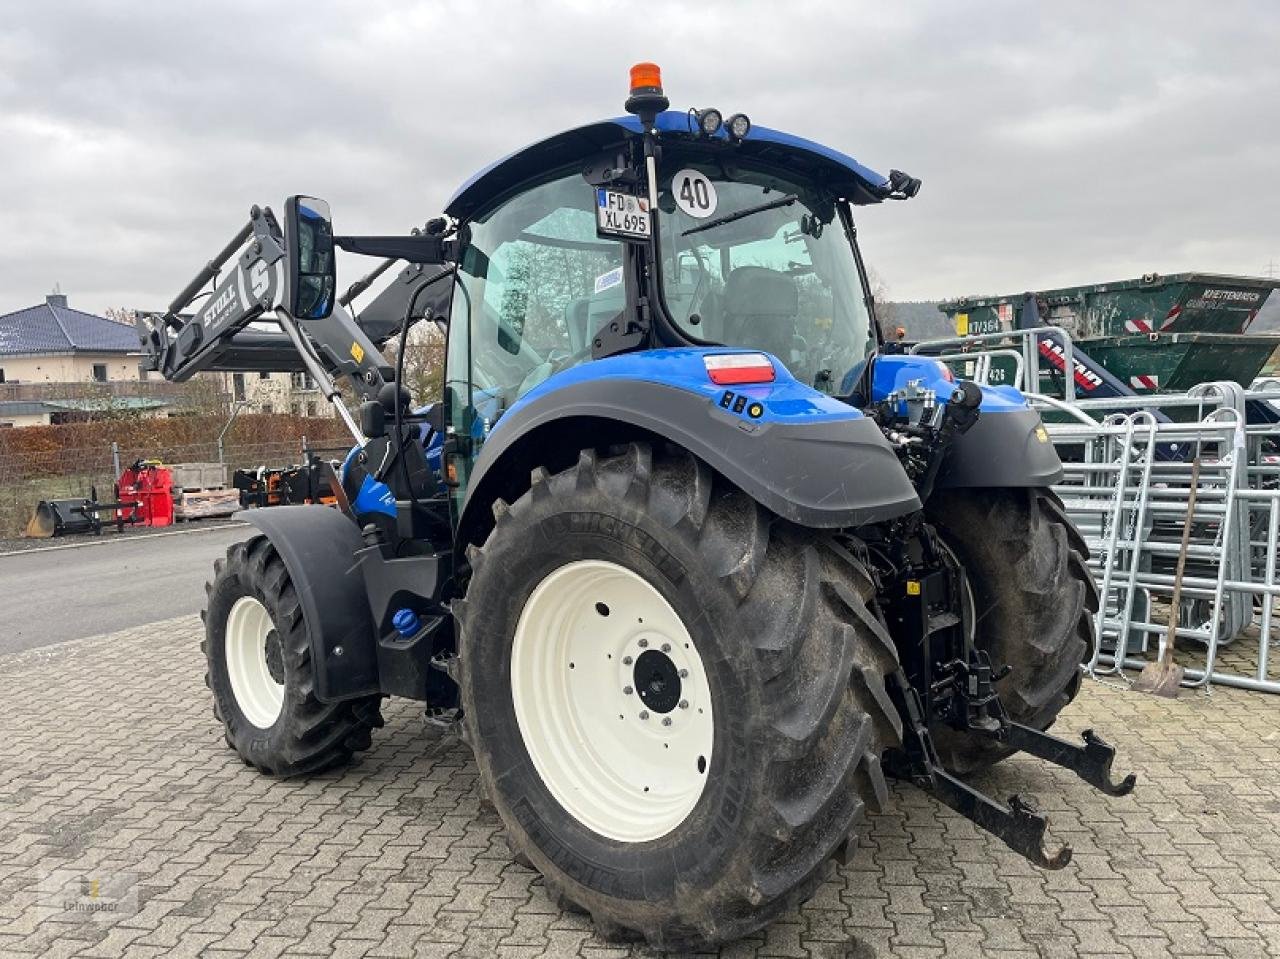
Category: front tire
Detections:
[
  {"x1": 203, "y1": 536, "x2": 383, "y2": 777},
  {"x1": 456, "y1": 444, "x2": 902, "y2": 950},
  {"x1": 925, "y1": 488, "x2": 1097, "y2": 774}
]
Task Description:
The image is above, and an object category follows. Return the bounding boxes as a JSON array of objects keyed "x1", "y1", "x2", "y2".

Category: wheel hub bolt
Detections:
[
  {"x1": 678, "y1": 669, "x2": 688, "y2": 678},
  {"x1": 623, "y1": 656, "x2": 633, "y2": 665},
  {"x1": 678, "y1": 699, "x2": 688, "y2": 709},
  {"x1": 639, "y1": 711, "x2": 650, "y2": 720},
  {"x1": 661, "y1": 643, "x2": 671, "y2": 652},
  {"x1": 662, "y1": 717, "x2": 672, "y2": 727},
  {"x1": 623, "y1": 685, "x2": 634, "y2": 695},
  {"x1": 638, "y1": 639, "x2": 648, "y2": 648}
]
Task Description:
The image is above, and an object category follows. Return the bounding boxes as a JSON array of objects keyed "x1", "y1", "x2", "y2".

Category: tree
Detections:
[
  {"x1": 386, "y1": 326, "x2": 446, "y2": 407},
  {"x1": 866, "y1": 266, "x2": 900, "y2": 339}
]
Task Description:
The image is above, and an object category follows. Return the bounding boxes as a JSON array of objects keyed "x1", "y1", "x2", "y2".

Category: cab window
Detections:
[
  {"x1": 444, "y1": 170, "x2": 628, "y2": 490},
  {"x1": 656, "y1": 164, "x2": 874, "y2": 394}
]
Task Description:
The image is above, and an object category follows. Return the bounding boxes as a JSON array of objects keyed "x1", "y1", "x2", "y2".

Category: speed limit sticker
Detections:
[{"x1": 673, "y1": 169, "x2": 717, "y2": 218}]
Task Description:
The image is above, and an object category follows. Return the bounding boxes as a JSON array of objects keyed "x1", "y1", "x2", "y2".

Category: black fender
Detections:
[
  {"x1": 460, "y1": 379, "x2": 921, "y2": 540},
  {"x1": 935, "y1": 408, "x2": 1064, "y2": 489},
  {"x1": 240, "y1": 505, "x2": 379, "y2": 702}
]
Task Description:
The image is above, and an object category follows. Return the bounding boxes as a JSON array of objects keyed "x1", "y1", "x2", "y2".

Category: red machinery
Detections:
[{"x1": 116, "y1": 460, "x2": 175, "y2": 527}]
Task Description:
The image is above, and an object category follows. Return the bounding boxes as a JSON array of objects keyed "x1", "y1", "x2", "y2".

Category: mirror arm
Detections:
[{"x1": 333, "y1": 234, "x2": 453, "y2": 264}]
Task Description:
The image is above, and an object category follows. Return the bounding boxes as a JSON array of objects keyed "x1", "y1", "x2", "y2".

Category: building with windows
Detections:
[
  {"x1": 0, "y1": 293, "x2": 181, "y2": 427},
  {"x1": 0, "y1": 293, "x2": 335, "y2": 426},
  {"x1": 0, "y1": 294, "x2": 143, "y2": 386},
  {"x1": 220, "y1": 370, "x2": 326, "y2": 417}
]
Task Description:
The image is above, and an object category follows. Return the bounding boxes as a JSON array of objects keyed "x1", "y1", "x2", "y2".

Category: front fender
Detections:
[
  {"x1": 241, "y1": 505, "x2": 378, "y2": 702},
  {"x1": 459, "y1": 349, "x2": 920, "y2": 537}
]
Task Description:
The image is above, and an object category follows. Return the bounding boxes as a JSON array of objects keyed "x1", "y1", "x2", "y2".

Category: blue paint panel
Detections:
[
  {"x1": 340, "y1": 444, "x2": 399, "y2": 518},
  {"x1": 352, "y1": 474, "x2": 397, "y2": 518},
  {"x1": 870, "y1": 355, "x2": 1030, "y2": 414},
  {"x1": 487, "y1": 347, "x2": 862, "y2": 447}
]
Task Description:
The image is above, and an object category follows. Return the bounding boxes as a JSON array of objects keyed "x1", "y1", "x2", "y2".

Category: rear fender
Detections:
[
  {"x1": 935, "y1": 406, "x2": 1064, "y2": 488},
  {"x1": 458, "y1": 349, "x2": 921, "y2": 546},
  {"x1": 240, "y1": 505, "x2": 379, "y2": 702}
]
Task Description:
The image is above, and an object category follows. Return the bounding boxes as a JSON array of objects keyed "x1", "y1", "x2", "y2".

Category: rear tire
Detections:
[
  {"x1": 925, "y1": 488, "x2": 1097, "y2": 774},
  {"x1": 456, "y1": 443, "x2": 902, "y2": 950},
  {"x1": 203, "y1": 536, "x2": 383, "y2": 777}
]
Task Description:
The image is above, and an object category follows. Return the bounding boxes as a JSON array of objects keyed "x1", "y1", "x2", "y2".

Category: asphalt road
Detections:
[{"x1": 0, "y1": 523, "x2": 251, "y2": 655}]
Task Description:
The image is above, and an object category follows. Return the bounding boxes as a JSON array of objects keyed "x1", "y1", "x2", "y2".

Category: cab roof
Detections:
[{"x1": 444, "y1": 111, "x2": 893, "y2": 221}]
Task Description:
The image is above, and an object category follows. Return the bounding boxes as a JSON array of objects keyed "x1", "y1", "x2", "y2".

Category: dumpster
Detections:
[
  {"x1": 938, "y1": 273, "x2": 1280, "y2": 393},
  {"x1": 1086, "y1": 332, "x2": 1280, "y2": 393}
]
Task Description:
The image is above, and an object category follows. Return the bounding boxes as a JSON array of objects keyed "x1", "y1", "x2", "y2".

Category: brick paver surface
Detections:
[{"x1": 1, "y1": 615, "x2": 1277, "y2": 958}]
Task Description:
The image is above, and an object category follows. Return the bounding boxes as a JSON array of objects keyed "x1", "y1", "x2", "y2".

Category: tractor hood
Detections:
[{"x1": 444, "y1": 111, "x2": 895, "y2": 221}]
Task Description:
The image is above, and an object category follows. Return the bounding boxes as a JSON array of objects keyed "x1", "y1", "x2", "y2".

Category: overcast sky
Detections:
[{"x1": 1, "y1": 0, "x2": 1278, "y2": 318}]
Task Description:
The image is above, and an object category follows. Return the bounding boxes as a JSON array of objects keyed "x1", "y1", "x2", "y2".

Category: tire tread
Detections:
[{"x1": 457, "y1": 442, "x2": 901, "y2": 950}]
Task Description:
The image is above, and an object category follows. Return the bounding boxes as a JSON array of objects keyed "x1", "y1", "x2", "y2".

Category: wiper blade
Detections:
[{"x1": 681, "y1": 194, "x2": 799, "y2": 237}]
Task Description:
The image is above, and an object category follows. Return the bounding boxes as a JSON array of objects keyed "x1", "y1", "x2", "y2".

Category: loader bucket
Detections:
[
  {"x1": 24, "y1": 501, "x2": 59, "y2": 539},
  {"x1": 23, "y1": 499, "x2": 100, "y2": 538}
]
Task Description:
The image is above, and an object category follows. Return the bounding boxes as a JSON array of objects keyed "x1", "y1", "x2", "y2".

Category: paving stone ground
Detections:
[{"x1": 1, "y1": 615, "x2": 1277, "y2": 958}]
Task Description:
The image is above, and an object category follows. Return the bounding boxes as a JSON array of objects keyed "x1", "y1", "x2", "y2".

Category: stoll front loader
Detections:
[{"x1": 139, "y1": 65, "x2": 1134, "y2": 949}]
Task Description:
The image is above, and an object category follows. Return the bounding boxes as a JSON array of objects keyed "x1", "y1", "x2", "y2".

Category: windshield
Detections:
[{"x1": 656, "y1": 162, "x2": 875, "y2": 393}]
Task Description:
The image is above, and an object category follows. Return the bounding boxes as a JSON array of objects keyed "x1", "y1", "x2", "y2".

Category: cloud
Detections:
[{"x1": 1, "y1": 0, "x2": 1278, "y2": 315}]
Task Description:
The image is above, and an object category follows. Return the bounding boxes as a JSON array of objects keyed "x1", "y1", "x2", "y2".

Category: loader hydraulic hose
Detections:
[{"x1": 169, "y1": 218, "x2": 255, "y2": 316}]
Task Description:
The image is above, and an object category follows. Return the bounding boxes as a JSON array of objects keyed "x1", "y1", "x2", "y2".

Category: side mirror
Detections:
[
  {"x1": 886, "y1": 169, "x2": 922, "y2": 200},
  {"x1": 284, "y1": 195, "x2": 336, "y2": 319}
]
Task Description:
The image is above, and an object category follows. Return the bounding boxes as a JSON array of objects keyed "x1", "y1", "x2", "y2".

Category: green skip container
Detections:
[{"x1": 938, "y1": 273, "x2": 1280, "y2": 393}]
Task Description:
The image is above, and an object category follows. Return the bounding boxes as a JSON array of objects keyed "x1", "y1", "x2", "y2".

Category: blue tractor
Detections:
[{"x1": 140, "y1": 64, "x2": 1133, "y2": 949}]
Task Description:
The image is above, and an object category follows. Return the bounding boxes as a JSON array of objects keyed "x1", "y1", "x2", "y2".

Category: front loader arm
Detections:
[{"x1": 137, "y1": 205, "x2": 395, "y2": 404}]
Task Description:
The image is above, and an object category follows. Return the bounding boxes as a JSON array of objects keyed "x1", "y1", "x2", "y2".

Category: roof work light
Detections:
[{"x1": 694, "y1": 108, "x2": 723, "y2": 136}]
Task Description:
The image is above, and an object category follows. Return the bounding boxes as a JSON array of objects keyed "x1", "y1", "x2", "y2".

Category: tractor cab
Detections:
[
  {"x1": 435, "y1": 65, "x2": 923, "y2": 527},
  {"x1": 445, "y1": 123, "x2": 879, "y2": 406}
]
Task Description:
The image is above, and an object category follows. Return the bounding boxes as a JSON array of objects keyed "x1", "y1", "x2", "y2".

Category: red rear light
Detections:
[{"x1": 704, "y1": 353, "x2": 776, "y2": 385}]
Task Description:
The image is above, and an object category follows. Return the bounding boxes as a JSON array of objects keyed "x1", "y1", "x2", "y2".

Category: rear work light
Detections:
[{"x1": 704, "y1": 353, "x2": 776, "y2": 385}]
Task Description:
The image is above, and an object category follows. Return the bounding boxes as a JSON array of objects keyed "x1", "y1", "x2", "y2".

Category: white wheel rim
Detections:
[
  {"x1": 511, "y1": 560, "x2": 714, "y2": 843},
  {"x1": 225, "y1": 595, "x2": 285, "y2": 729}
]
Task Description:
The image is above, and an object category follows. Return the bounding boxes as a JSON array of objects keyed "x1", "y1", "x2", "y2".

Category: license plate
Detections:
[{"x1": 596, "y1": 189, "x2": 650, "y2": 241}]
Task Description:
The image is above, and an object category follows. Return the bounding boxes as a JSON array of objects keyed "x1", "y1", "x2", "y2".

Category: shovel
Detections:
[{"x1": 1134, "y1": 454, "x2": 1201, "y2": 697}]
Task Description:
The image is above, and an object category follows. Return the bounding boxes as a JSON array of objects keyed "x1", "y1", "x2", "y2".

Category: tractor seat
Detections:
[{"x1": 722, "y1": 266, "x2": 798, "y2": 346}]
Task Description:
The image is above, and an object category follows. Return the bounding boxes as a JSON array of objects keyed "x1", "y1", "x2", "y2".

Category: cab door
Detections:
[{"x1": 442, "y1": 169, "x2": 633, "y2": 525}]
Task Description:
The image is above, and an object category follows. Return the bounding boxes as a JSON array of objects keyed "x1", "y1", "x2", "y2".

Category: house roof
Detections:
[
  {"x1": 0, "y1": 401, "x2": 52, "y2": 416},
  {"x1": 0, "y1": 295, "x2": 139, "y2": 357},
  {"x1": 0, "y1": 396, "x2": 170, "y2": 418}
]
